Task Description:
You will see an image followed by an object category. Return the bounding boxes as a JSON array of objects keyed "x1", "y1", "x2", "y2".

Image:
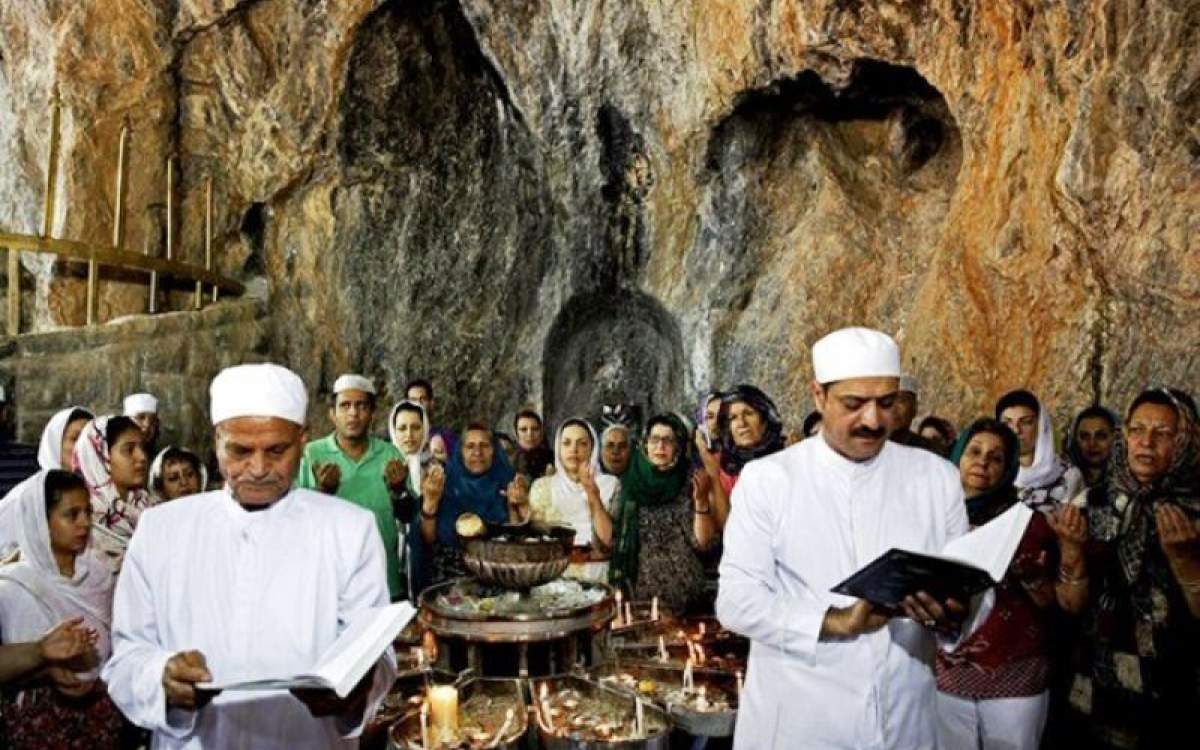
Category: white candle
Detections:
[
  {"x1": 683, "y1": 657, "x2": 694, "y2": 692},
  {"x1": 699, "y1": 622, "x2": 706, "y2": 637},
  {"x1": 651, "y1": 596, "x2": 659, "y2": 621},
  {"x1": 736, "y1": 669, "x2": 744, "y2": 698},
  {"x1": 625, "y1": 602, "x2": 633, "y2": 625},
  {"x1": 635, "y1": 697, "x2": 645, "y2": 737},
  {"x1": 658, "y1": 635, "x2": 669, "y2": 662},
  {"x1": 428, "y1": 685, "x2": 459, "y2": 744},
  {"x1": 539, "y1": 683, "x2": 553, "y2": 729},
  {"x1": 420, "y1": 702, "x2": 429, "y2": 749},
  {"x1": 614, "y1": 590, "x2": 623, "y2": 626}
]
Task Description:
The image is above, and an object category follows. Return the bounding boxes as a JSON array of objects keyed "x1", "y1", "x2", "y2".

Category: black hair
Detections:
[
  {"x1": 153, "y1": 447, "x2": 203, "y2": 493},
  {"x1": 1073, "y1": 405, "x2": 1117, "y2": 431},
  {"x1": 514, "y1": 409, "x2": 543, "y2": 431},
  {"x1": 393, "y1": 401, "x2": 424, "y2": 421},
  {"x1": 44, "y1": 469, "x2": 88, "y2": 514},
  {"x1": 802, "y1": 410, "x2": 823, "y2": 437},
  {"x1": 994, "y1": 389, "x2": 1040, "y2": 420},
  {"x1": 405, "y1": 379, "x2": 434, "y2": 398},
  {"x1": 559, "y1": 418, "x2": 595, "y2": 445},
  {"x1": 67, "y1": 408, "x2": 94, "y2": 426},
  {"x1": 462, "y1": 420, "x2": 492, "y2": 436},
  {"x1": 329, "y1": 390, "x2": 377, "y2": 409},
  {"x1": 1129, "y1": 387, "x2": 1198, "y2": 423},
  {"x1": 917, "y1": 415, "x2": 956, "y2": 443},
  {"x1": 105, "y1": 415, "x2": 143, "y2": 447}
]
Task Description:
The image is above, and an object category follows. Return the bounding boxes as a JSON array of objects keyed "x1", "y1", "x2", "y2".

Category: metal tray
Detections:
[
  {"x1": 387, "y1": 676, "x2": 526, "y2": 750},
  {"x1": 587, "y1": 661, "x2": 738, "y2": 738},
  {"x1": 531, "y1": 674, "x2": 671, "y2": 749}
]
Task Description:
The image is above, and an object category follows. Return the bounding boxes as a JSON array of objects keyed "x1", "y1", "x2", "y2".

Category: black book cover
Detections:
[{"x1": 831, "y1": 549, "x2": 995, "y2": 610}]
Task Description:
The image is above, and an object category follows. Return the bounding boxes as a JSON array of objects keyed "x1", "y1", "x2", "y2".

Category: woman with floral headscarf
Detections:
[
  {"x1": 72, "y1": 416, "x2": 150, "y2": 570},
  {"x1": 1064, "y1": 388, "x2": 1200, "y2": 749},
  {"x1": 707, "y1": 385, "x2": 786, "y2": 528}
]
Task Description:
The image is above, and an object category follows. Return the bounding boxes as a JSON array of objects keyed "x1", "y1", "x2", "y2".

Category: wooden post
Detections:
[
  {"x1": 195, "y1": 174, "x2": 211, "y2": 309},
  {"x1": 91, "y1": 117, "x2": 129, "y2": 325},
  {"x1": 150, "y1": 157, "x2": 172, "y2": 314}
]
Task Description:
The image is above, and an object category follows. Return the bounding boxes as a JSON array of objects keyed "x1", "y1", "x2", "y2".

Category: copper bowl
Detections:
[{"x1": 461, "y1": 523, "x2": 576, "y2": 589}]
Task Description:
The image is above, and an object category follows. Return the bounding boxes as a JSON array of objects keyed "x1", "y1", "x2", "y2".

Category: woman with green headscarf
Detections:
[{"x1": 609, "y1": 414, "x2": 719, "y2": 613}]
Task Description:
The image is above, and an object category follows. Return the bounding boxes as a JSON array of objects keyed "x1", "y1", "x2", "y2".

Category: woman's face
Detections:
[
  {"x1": 728, "y1": 402, "x2": 767, "y2": 448},
  {"x1": 461, "y1": 430, "x2": 494, "y2": 475},
  {"x1": 48, "y1": 487, "x2": 91, "y2": 559},
  {"x1": 958, "y1": 431, "x2": 1008, "y2": 496},
  {"x1": 704, "y1": 398, "x2": 721, "y2": 438},
  {"x1": 516, "y1": 417, "x2": 543, "y2": 451},
  {"x1": 61, "y1": 418, "x2": 89, "y2": 469},
  {"x1": 161, "y1": 458, "x2": 201, "y2": 501},
  {"x1": 1000, "y1": 405, "x2": 1039, "y2": 458},
  {"x1": 393, "y1": 409, "x2": 426, "y2": 455},
  {"x1": 109, "y1": 427, "x2": 149, "y2": 493},
  {"x1": 559, "y1": 424, "x2": 593, "y2": 476},
  {"x1": 429, "y1": 435, "x2": 449, "y2": 464},
  {"x1": 601, "y1": 429, "x2": 631, "y2": 475},
  {"x1": 1075, "y1": 416, "x2": 1115, "y2": 468},
  {"x1": 646, "y1": 424, "x2": 679, "y2": 469}
]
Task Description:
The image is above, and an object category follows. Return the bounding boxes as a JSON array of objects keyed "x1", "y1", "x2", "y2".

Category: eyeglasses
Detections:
[
  {"x1": 646, "y1": 435, "x2": 677, "y2": 447},
  {"x1": 1126, "y1": 423, "x2": 1177, "y2": 445}
]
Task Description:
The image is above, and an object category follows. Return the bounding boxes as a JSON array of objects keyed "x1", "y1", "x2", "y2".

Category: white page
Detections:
[
  {"x1": 200, "y1": 601, "x2": 416, "y2": 697},
  {"x1": 937, "y1": 503, "x2": 1033, "y2": 582}
]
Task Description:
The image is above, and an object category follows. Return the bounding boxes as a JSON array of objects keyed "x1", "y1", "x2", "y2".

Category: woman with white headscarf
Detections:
[
  {"x1": 995, "y1": 390, "x2": 1085, "y2": 513},
  {"x1": 524, "y1": 418, "x2": 620, "y2": 581},
  {"x1": 72, "y1": 416, "x2": 150, "y2": 569},
  {"x1": 389, "y1": 400, "x2": 437, "y2": 596},
  {"x1": 35, "y1": 407, "x2": 93, "y2": 471},
  {"x1": 0, "y1": 469, "x2": 123, "y2": 748},
  {"x1": 147, "y1": 446, "x2": 208, "y2": 503}
]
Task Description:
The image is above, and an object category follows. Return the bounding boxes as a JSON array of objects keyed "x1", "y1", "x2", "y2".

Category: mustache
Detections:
[{"x1": 851, "y1": 427, "x2": 887, "y2": 440}]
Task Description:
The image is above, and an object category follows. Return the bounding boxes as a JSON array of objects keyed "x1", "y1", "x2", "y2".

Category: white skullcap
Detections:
[
  {"x1": 899, "y1": 375, "x2": 919, "y2": 394},
  {"x1": 123, "y1": 393, "x2": 158, "y2": 415},
  {"x1": 332, "y1": 374, "x2": 376, "y2": 396},
  {"x1": 210, "y1": 364, "x2": 307, "y2": 426},
  {"x1": 812, "y1": 327, "x2": 902, "y2": 384}
]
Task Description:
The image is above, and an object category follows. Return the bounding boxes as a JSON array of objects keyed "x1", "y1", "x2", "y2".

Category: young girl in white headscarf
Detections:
[
  {"x1": 525, "y1": 417, "x2": 620, "y2": 581},
  {"x1": 72, "y1": 416, "x2": 150, "y2": 569},
  {"x1": 35, "y1": 407, "x2": 93, "y2": 471},
  {"x1": 389, "y1": 400, "x2": 436, "y2": 596},
  {"x1": 0, "y1": 470, "x2": 123, "y2": 748},
  {"x1": 994, "y1": 390, "x2": 1085, "y2": 512}
]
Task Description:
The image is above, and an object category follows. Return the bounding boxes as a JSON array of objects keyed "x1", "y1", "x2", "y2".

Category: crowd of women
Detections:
[{"x1": 0, "y1": 372, "x2": 1195, "y2": 750}]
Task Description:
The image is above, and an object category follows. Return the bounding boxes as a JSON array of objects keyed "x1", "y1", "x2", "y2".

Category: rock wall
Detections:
[
  {"x1": 1, "y1": 0, "x2": 1196, "y2": 435},
  {"x1": 0, "y1": 297, "x2": 270, "y2": 456}
]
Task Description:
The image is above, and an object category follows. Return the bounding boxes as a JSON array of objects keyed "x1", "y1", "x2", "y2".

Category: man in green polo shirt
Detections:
[{"x1": 297, "y1": 374, "x2": 408, "y2": 600}]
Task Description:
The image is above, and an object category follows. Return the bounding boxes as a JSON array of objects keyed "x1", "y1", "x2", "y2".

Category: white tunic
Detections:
[
  {"x1": 102, "y1": 487, "x2": 397, "y2": 749},
  {"x1": 716, "y1": 436, "x2": 967, "y2": 749}
]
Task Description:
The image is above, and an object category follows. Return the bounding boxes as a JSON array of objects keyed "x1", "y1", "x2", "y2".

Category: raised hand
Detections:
[
  {"x1": 421, "y1": 464, "x2": 446, "y2": 512},
  {"x1": 577, "y1": 461, "x2": 599, "y2": 495},
  {"x1": 163, "y1": 650, "x2": 217, "y2": 710},
  {"x1": 384, "y1": 459, "x2": 408, "y2": 492},
  {"x1": 694, "y1": 432, "x2": 719, "y2": 473},
  {"x1": 1156, "y1": 504, "x2": 1200, "y2": 565},
  {"x1": 1048, "y1": 505, "x2": 1089, "y2": 551},
  {"x1": 691, "y1": 470, "x2": 712, "y2": 511},
  {"x1": 315, "y1": 463, "x2": 341, "y2": 495},
  {"x1": 38, "y1": 617, "x2": 97, "y2": 664}
]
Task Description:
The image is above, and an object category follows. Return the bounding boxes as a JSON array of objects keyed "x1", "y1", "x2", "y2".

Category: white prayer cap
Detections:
[
  {"x1": 210, "y1": 363, "x2": 307, "y2": 426},
  {"x1": 123, "y1": 393, "x2": 158, "y2": 415},
  {"x1": 899, "y1": 375, "x2": 919, "y2": 394},
  {"x1": 811, "y1": 327, "x2": 902, "y2": 384},
  {"x1": 332, "y1": 373, "x2": 376, "y2": 396}
]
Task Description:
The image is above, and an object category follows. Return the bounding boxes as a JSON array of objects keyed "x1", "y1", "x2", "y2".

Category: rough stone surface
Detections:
[
  {"x1": 0, "y1": 298, "x2": 270, "y2": 457},
  {"x1": 1, "y1": 0, "x2": 1197, "y2": 435}
]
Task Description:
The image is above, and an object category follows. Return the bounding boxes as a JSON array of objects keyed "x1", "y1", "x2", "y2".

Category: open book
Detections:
[
  {"x1": 199, "y1": 601, "x2": 416, "y2": 698},
  {"x1": 831, "y1": 503, "x2": 1033, "y2": 609}
]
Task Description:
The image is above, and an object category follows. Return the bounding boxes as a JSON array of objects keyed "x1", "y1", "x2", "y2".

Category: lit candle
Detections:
[
  {"x1": 736, "y1": 669, "x2": 744, "y2": 697},
  {"x1": 539, "y1": 683, "x2": 553, "y2": 729},
  {"x1": 614, "y1": 590, "x2": 623, "y2": 626},
  {"x1": 420, "y1": 702, "x2": 429, "y2": 749},
  {"x1": 413, "y1": 646, "x2": 425, "y2": 669},
  {"x1": 699, "y1": 622, "x2": 707, "y2": 637},
  {"x1": 651, "y1": 596, "x2": 659, "y2": 621},
  {"x1": 696, "y1": 643, "x2": 707, "y2": 665},
  {"x1": 683, "y1": 656, "x2": 694, "y2": 692},
  {"x1": 428, "y1": 685, "x2": 459, "y2": 744},
  {"x1": 658, "y1": 635, "x2": 668, "y2": 662},
  {"x1": 696, "y1": 685, "x2": 708, "y2": 710}
]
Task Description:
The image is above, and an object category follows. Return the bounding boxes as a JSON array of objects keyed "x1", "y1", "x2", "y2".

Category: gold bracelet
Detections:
[{"x1": 1057, "y1": 567, "x2": 1088, "y2": 585}]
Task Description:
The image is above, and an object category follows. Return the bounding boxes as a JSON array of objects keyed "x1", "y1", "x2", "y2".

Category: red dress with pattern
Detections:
[
  {"x1": 936, "y1": 512, "x2": 1059, "y2": 698},
  {"x1": 0, "y1": 683, "x2": 124, "y2": 750}
]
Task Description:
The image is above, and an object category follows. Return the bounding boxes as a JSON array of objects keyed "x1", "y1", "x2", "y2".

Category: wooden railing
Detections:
[{"x1": 0, "y1": 88, "x2": 244, "y2": 336}]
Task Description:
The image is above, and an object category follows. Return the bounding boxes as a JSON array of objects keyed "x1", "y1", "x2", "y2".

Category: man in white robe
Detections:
[
  {"x1": 103, "y1": 363, "x2": 397, "y2": 749},
  {"x1": 717, "y1": 328, "x2": 969, "y2": 749}
]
